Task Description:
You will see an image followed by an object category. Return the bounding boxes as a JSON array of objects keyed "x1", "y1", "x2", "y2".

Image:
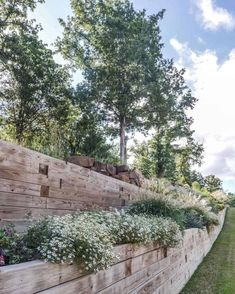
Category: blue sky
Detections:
[{"x1": 31, "y1": 0, "x2": 235, "y2": 192}]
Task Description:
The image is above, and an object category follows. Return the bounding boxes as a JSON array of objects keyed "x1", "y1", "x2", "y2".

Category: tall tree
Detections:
[
  {"x1": 58, "y1": 0, "x2": 167, "y2": 164},
  {"x1": 132, "y1": 132, "x2": 177, "y2": 180},
  {"x1": 0, "y1": 0, "x2": 74, "y2": 145},
  {"x1": 133, "y1": 131, "x2": 203, "y2": 184},
  {"x1": 175, "y1": 139, "x2": 204, "y2": 185},
  {"x1": 190, "y1": 170, "x2": 206, "y2": 188},
  {"x1": 204, "y1": 175, "x2": 222, "y2": 192},
  {"x1": 1, "y1": 30, "x2": 73, "y2": 143}
]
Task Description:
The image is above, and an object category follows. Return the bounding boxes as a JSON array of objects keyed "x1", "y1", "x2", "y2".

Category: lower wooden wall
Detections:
[
  {"x1": 0, "y1": 140, "x2": 154, "y2": 228},
  {"x1": 0, "y1": 209, "x2": 226, "y2": 294}
]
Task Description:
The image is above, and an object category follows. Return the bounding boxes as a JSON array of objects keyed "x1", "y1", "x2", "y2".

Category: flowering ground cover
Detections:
[{"x1": 0, "y1": 210, "x2": 182, "y2": 272}]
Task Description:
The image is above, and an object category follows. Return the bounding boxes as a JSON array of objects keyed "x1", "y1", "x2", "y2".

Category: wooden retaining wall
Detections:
[
  {"x1": 0, "y1": 209, "x2": 226, "y2": 294},
  {"x1": 0, "y1": 140, "x2": 154, "y2": 227}
]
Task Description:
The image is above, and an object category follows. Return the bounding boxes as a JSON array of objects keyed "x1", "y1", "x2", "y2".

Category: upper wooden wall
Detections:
[{"x1": 0, "y1": 140, "x2": 154, "y2": 223}]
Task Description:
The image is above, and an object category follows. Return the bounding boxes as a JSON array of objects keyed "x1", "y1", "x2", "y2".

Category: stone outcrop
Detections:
[{"x1": 66, "y1": 156, "x2": 143, "y2": 187}]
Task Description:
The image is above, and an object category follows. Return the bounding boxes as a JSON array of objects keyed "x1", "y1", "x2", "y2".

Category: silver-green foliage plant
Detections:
[
  {"x1": 24, "y1": 211, "x2": 182, "y2": 272},
  {"x1": 127, "y1": 198, "x2": 219, "y2": 230}
]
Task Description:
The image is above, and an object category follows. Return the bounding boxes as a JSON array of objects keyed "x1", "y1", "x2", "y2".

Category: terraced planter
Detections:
[{"x1": 0, "y1": 210, "x2": 226, "y2": 294}]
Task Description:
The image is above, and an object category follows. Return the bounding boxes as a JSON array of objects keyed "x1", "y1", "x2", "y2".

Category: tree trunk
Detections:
[
  {"x1": 15, "y1": 122, "x2": 24, "y2": 144},
  {"x1": 119, "y1": 118, "x2": 127, "y2": 164}
]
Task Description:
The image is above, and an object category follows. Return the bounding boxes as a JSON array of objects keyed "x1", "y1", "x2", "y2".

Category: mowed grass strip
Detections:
[{"x1": 181, "y1": 208, "x2": 235, "y2": 294}]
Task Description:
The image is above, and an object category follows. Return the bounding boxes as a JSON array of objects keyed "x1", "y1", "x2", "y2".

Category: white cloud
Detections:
[
  {"x1": 170, "y1": 38, "x2": 235, "y2": 181},
  {"x1": 195, "y1": 0, "x2": 235, "y2": 31},
  {"x1": 170, "y1": 38, "x2": 184, "y2": 52},
  {"x1": 197, "y1": 36, "x2": 205, "y2": 44}
]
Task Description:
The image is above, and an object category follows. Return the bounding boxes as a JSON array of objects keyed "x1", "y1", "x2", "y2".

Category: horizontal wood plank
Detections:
[
  {"x1": 0, "y1": 178, "x2": 41, "y2": 196},
  {"x1": 0, "y1": 261, "x2": 84, "y2": 294},
  {"x1": 0, "y1": 192, "x2": 46, "y2": 208},
  {"x1": 0, "y1": 207, "x2": 76, "y2": 221}
]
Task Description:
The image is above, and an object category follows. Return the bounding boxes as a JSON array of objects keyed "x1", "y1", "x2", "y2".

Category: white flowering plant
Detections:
[
  {"x1": 77, "y1": 211, "x2": 181, "y2": 246},
  {"x1": 23, "y1": 211, "x2": 182, "y2": 272},
  {"x1": 24, "y1": 214, "x2": 114, "y2": 272}
]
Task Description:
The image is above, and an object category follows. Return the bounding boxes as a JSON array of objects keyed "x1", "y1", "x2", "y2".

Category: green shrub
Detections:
[
  {"x1": 149, "y1": 178, "x2": 172, "y2": 195},
  {"x1": 201, "y1": 194, "x2": 225, "y2": 213},
  {"x1": 184, "y1": 209, "x2": 204, "y2": 229},
  {"x1": 0, "y1": 225, "x2": 32, "y2": 265},
  {"x1": 127, "y1": 198, "x2": 219, "y2": 230},
  {"x1": 76, "y1": 211, "x2": 181, "y2": 246},
  {"x1": 149, "y1": 216, "x2": 182, "y2": 246},
  {"x1": 200, "y1": 189, "x2": 227, "y2": 213},
  {"x1": 183, "y1": 205, "x2": 219, "y2": 227},
  {"x1": 228, "y1": 196, "x2": 235, "y2": 207},
  {"x1": 192, "y1": 181, "x2": 201, "y2": 192},
  {"x1": 126, "y1": 198, "x2": 186, "y2": 230}
]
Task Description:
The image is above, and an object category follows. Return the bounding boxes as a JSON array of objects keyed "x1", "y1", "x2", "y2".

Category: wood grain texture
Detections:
[{"x1": 0, "y1": 140, "x2": 155, "y2": 223}]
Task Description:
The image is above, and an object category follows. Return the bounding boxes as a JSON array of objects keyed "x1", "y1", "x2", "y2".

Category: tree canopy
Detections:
[
  {"x1": 1, "y1": 30, "x2": 73, "y2": 143},
  {"x1": 0, "y1": 0, "x2": 224, "y2": 191},
  {"x1": 57, "y1": 0, "x2": 196, "y2": 164},
  {"x1": 204, "y1": 175, "x2": 223, "y2": 192}
]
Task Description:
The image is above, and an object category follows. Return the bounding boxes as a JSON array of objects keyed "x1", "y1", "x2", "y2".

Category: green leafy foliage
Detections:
[
  {"x1": 192, "y1": 181, "x2": 201, "y2": 192},
  {"x1": 132, "y1": 132, "x2": 204, "y2": 185},
  {"x1": 22, "y1": 215, "x2": 115, "y2": 272},
  {"x1": 204, "y1": 175, "x2": 223, "y2": 193},
  {"x1": 0, "y1": 225, "x2": 33, "y2": 264},
  {"x1": 201, "y1": 193, "x2": 225, "y2": 213},
  {"x1": 59, "y1": 104, "x2": 120, "y2": 162},
  {"x1": 0, "y1": 0, "x2": 118, "y2": 160},
  {"x1": 227, "y1": 193, "x2": 235, "y2": 207},
  {"x1": 127, "y1": 198, "x2": 219, "y2": 230},
  {"x1": 127, "y1": 198, "x2": 186, "y2": 229},
  {"x1": 228, "y1": 197, "x2": 235, "y2": 207},
  {"x1": 0, "y1": 0, "x2": 44, "y2": 38},
  {"x1": 0, "y1": 0, "x2": 208, "y2": 171},
  {"x1": 78, "y1": 211, "x2": 181, "y2": 246},
  {"x1": 0, "y1": 0, "x2": 75, "y2": 150},
  {"x1": 132, "y1": 134, "x2": 177, "y2": 181},
  {"x1": 1, "y1": 29, "x2": 73, "y2": 144},
  {"x1": 184, "y1": 209, "x2": 204, "y2": 229},
  {"x1": 58, "y1": 0, "x2": 161, "y2": 163},
  {"x1": 58, "y1": 0, "x2": 196, "y2": 164}
]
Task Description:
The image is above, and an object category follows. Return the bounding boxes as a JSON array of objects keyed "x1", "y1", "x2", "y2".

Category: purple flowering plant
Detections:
[{"x1": 0, "y1": 224, "x2": 32, "y2": 265}]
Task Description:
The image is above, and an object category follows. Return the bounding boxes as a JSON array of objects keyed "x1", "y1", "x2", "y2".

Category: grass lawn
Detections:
[{"x1": 181, "y1": 208, "x2": 235, "y2": 294}]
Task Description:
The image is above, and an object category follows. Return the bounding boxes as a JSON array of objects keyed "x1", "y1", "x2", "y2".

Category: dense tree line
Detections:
[
  {"x1": 0, "y1": 0, "x2": 223, "y2": 188},
  {"x1": 0, "y1": 0, "x2": 118, "y2": 161}
]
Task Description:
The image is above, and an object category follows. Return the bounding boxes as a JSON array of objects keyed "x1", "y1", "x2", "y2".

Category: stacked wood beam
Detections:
[{"x1": 0, "y1": 140, "x2": 154, "y2": 227}]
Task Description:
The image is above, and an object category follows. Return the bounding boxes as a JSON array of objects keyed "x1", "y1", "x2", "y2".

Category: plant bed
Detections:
[
  {"x1": 0, "y1": 209, "x2": 226, "y2": 294},
  {"x1": 0, "y1": 210, "x2": 182, "y2": 270}
]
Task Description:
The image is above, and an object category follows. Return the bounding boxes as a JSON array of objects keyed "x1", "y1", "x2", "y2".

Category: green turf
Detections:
[{"x1": 181, "y1": 208, "x2": 235, "y2": 294}]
